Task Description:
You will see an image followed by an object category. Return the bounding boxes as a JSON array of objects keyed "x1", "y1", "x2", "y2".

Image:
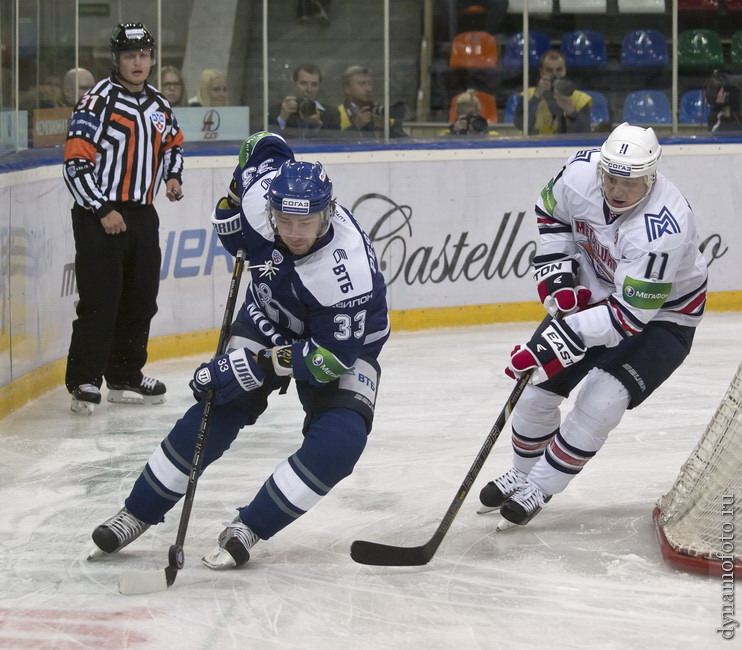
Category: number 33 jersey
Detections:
[
  {"x1": 535, "y1": 148, "x2": 708, "y2": 348},
  {"x1": 219, "y1": 135, "x2": 390, "y2": 385}
]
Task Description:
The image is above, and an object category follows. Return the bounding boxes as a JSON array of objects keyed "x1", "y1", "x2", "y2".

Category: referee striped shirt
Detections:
[{"x1": 63, "y1": 75, "x2": 184, "y2": 218}]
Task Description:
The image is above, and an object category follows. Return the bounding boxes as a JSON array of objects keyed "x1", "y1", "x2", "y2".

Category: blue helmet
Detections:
[{"x1": 267, "y1": 160, "x2": 335, "y2": 238}]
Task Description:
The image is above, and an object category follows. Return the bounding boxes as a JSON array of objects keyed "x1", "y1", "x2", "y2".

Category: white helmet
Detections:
[{"x1": 599, "y1": 122, "x2": 662, "y2": 213}]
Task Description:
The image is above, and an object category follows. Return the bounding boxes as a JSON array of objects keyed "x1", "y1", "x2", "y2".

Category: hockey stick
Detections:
[
  {"x1": 350, "y1": 368, "x2": 534, "y2": 567},
  {"x1": 118, "y1": 249, "x2": 247, "y2": 595}
]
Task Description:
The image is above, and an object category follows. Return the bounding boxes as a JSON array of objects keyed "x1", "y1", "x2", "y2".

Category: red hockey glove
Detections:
[
  {"x1": 532, "y1": 253, "x2": 592, "y2": 316},
  {"x1": 506, "y1": 319, "x2": 586, "y2": 384}
]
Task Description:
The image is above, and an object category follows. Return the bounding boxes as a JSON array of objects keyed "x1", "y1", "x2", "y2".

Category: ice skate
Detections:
[
  {"x1": 202, "y1": 517, "x2": 259, "y2": 570},
  {"x1": 477, "y1": 467, "x2": 528, "y2": 514},
  {"x1": 90, "y1": 507, "x2": 151, "y2": 554},
  {"x1": 499, "y1": 480, "x2": 552, "y2": 526},
  {"x1": 106, "y1": 376, "x2": 166, "y2": 405},
  {"x1": 70, "y1": 384, "x2": 101, "y2": 415}
]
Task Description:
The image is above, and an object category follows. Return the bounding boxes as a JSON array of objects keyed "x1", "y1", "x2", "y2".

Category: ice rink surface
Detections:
[{"x1": 1, "y1": 312, "x2": 741, "y2": 649}]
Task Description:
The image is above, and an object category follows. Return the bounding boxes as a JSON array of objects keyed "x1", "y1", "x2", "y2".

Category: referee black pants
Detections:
[{"x1": 65, "y1": 203, "x2": 161, "y2": 392}]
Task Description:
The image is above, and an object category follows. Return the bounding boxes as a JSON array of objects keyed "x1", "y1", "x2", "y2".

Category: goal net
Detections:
[{"x1": 653, "y1": 361, "x2": 742, "y2": 577}]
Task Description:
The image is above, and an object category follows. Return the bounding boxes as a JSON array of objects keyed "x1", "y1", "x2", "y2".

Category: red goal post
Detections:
[{"x1": 653, "y1": 361, "x2": 742, "y2": 578}]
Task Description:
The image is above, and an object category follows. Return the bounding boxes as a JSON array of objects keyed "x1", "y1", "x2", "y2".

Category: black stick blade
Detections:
[{"x1": 350, "y1": 539, "x2": 434, "y2": 566}]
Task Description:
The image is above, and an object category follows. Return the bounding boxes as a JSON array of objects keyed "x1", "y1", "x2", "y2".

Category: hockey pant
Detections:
[
  {"x1": 508, "y1": 320, "x2": 694, "y2": 495},
  {"x1": 124, "y1": 354, "x2": 380, "y2": 540},
  {"x1": 511, "y1": 369, "x2": 629, "y2": 495}
]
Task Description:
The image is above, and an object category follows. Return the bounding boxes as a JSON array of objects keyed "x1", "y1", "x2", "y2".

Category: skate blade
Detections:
[
  {"x1": 496, "y1": 517, "x2": 519, "y2": 532},
  {"x1": 477, "y1": 504, "x2": 499, "y2": 515},
  {"x1": 86, "y1": 543, "x2": 108, "y2": 561},
  {"x1": 71, "y1": 399, "x2": 96, "y2": 415},
  {"x1": 201, "y1": 547, "x2": 237, "y2": 570},
  {"x1": 107, "y1": 390, "x2": 166, "y2": 405}
]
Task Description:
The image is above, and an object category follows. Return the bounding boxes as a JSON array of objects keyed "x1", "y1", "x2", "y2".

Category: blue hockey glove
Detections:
[
  {"x1": 190, "y1": 348, "x2": 265, "y2": 405},
  {"x1": 506, "y1": 319, "x2": 586, "y2": 385}
]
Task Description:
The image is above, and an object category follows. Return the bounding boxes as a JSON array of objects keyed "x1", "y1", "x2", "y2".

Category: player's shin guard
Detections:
[
  {"x1": 528, "y1": 369, "x2": 630, "y2": 495},
  {"x1": 124, "y1": 401, "x2": 250, "y2": 524},
  {"x1": 238, "y1": 409, "x2": 367, "y2": 540},
  {"x1": 510, "y1": 384, "x2": 564, "y2": 474}
]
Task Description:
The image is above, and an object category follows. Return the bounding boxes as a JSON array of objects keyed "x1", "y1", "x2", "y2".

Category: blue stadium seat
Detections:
[
  {"x1": 501, "y1": 31, "x2": 551, "y2": 68},
  {"x1": 585, "y1": 90, "x2": 610, "y2": 127},
  {"x1": 504, "y1": 93, "x2": 519, "y2": 124},
  {"x1": 622, "y1": 90, "x2": 671, "y2": 124},
  {"x1": 680, "y1": 89, "x2": 710, "y2": 124},
  {"x1": 561, "y1": 30, "x2": 607, "y2": 67},
  {"x1": 620, "y1": 30, "x2": 669, "y2": 66}
]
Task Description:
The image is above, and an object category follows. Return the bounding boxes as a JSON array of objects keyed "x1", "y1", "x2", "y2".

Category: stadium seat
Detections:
[
  {"x1": 678, "y1": 0, "x2": 719, "y2": 10},
  {"x1": 503, "y1": 93, "x2": 519, "y2": 124},
  {"x1": 677, "y1": 29, "x2": 724, "y2": 67},
  {"x1": 617, "y1": 0, "x2": 665, "y2": 12},
  {"x1": 559, "y1": 0, "x2": 606, "y2": 12},
  {"x1": 585, "y1": 90, "x2": 610, "y2": 128},
  {"x1": 506, "y1": 0, "x2": 552, "y2": 13},
  {"x1": 448, "y1": 90, "x2": 499, "y2": 124},
  {"x1": 501, "y1": 31, "x2": 552, "y2": 68},
  {"x1": 732, "y1": 30, "x2": 742, "y2": 64},
  {"x1": 622, "y1": 90, "x2": 671, "y2": 124},
  {"x1": 561, "y1": 30, "x2": 607, "y2": 68},
  {"x1": 449, "y1": 31, "x2": 498, "y2": 68},
  {"x1": 620, "y1": 30, "x2": 669, "y2": 66},
  {"x1": 679, "y1": 89, "x2": 710, "y2": 125},
  {"x1": 727, "y1": 0, "x2": 742, "y2": 12}
]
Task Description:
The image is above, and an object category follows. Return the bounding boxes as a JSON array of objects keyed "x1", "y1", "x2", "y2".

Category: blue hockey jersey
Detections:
[{"x1": 211, "y1": 133, "x2": 389, "y2": 385}]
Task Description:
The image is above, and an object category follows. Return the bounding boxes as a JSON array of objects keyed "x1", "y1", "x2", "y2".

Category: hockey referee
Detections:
[{"x1": 63, "y1": 22, "x2": 184, "y2": 415}]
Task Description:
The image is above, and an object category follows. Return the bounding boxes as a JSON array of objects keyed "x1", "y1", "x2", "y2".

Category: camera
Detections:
[
  {"x1": 298, "y1": 98, "x2": 317, "y2": 117},
  {"x1": 452, "y1": 113, "x2": 489, "y2": 135},
  {"x1": 551, "y1": 77, "x2": 576, "y2": 97},
  {"x1": 705, "y1": 70, "x2": 742, "y2": 112},
  {"x1": 370, "y1": 102, "x2": 407, "y2": 121}
]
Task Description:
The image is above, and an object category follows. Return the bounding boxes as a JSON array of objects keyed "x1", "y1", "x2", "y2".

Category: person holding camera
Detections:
[
  {"x1": 445, "y1": 89, "x2": 491, "y2": 136},
  {"x1": 514, "y1": 50, "x2": 592, "y2": 135},
  {"x1": 270, "y1": 63, "x2": 336, "y2": 139},
  {"x1": 707, "y1": 71, "x2": 742, "y2": 133},
  {"x1": 336, "y1": 65, "x2": 407, "y2": 138}
]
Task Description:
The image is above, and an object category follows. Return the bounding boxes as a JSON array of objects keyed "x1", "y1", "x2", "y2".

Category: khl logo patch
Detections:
[{"x1": 151, "y1": 112, "x2": 166, "y2": 133}]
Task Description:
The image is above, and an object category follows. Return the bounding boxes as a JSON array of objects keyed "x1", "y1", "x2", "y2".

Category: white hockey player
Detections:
[{"x1": 480, "y1": 122, "x2": 708, "y2": 526}]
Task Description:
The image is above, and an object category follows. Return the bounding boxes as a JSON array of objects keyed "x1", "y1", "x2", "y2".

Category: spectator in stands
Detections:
[
  {"x1": 189, "y1": 69, "x2": 228, "y2": 107},
  {"x1": 20, "y1": 82, "x2": 64, "y2": 110},
  {"x1": 160, "y1": 66, "x2": 186, "y2": 107},
  {"x1": 514, "y1": 50, "x2": 592, "y2": 135},
  {"x1": 297, "y1": 0, "x2": 330, "y2": 26},
  {"x1": 445, "y1": 89, "x2": 491, "y2": 136},
  {"x1": 336, "y1": 65, "x2": 406, "y2": 138},
  {"x1": 708, "y1": 84, "x2": 742, "y2": 133},
  {"x1": 62, "y1": 68, "x2": 95, "y2": 106},
  {"x1": 270, "y1": 62, "x2": 337, "y2": 138}
]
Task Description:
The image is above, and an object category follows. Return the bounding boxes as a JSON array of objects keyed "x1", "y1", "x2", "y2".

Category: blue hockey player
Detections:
[{"x1": 90, "y1": 131, "x2": 390, "y2": 569}]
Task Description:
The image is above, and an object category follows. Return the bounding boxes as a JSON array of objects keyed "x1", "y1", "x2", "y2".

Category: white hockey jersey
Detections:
[{"x1": 535, "y1": 148, "x2": 708, "y2": 349}]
